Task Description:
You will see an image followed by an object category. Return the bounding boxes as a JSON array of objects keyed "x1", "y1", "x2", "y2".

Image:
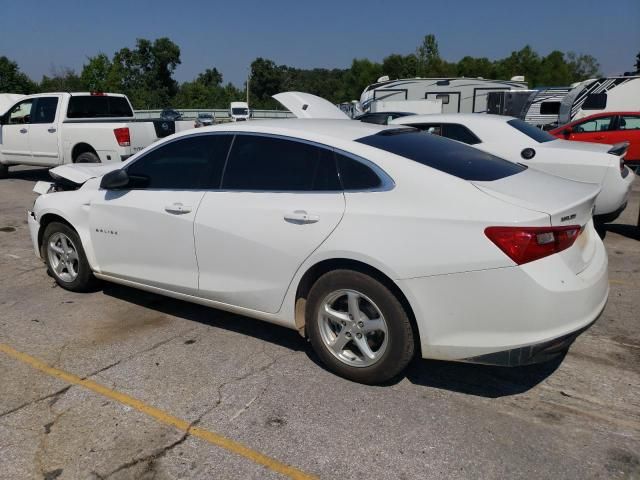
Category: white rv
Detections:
[
  {"x1": 487, "y1": 87, "x2": 571, "y2": 129},
  {"x1": 360, "y1": 77, "x2": 528, "y2": 114},
  {"x1": 558, "y1": 76, "x2": 640, "y2": 125}
]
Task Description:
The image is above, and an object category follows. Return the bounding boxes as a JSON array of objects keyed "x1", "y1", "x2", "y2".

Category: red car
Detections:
[{"x1": 549, "y1": 112, "x2": 640, "y2": 166}]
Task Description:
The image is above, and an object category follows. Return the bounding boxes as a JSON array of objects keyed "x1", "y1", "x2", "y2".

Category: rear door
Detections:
[
  {"x1": 194, "y1": 134, "x2": 345, "y2": 313},
  {"x1": 29, "y1": 96, "x2": 61, "y2": 165},
  {"x1": 607, "y1": 114, "x2": 640, "y2": 161},
  {"x1": 89, "y1": 133, "x2": 231, "y2": 294},
  {"x1": 0, "y1": 98, "x2": 34, "y2": 163}
]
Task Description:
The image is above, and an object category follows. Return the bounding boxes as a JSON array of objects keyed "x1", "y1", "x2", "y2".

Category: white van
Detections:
[{"x1": 230, "y1": 101, "x2": 250, "y2": 121}]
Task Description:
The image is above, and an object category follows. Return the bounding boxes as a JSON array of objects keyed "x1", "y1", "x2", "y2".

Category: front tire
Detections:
[
  {"x1": 306, "y1": 270, "x2": 415, "y2": 384},
  {"x1": 42, "y1": 222, "x2": 97, "y2": 292}
]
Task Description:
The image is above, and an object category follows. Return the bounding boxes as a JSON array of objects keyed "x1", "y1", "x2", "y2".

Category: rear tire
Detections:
[
  {"x1": 306, "y1": 269, "x2": 415, "y2": 384},
  {"x1": 42, "y1": 222, "x2": 98, "y2": 292},
  {"x1": 0, "y1": 164, "x2": 8, "y2": 179},
  {"x1": 75, "y1": 152, "x2": 100, "y2": 163}
]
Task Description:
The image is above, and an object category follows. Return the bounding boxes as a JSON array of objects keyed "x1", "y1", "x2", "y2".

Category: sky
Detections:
[{"x1": 1, "y1": 0, "x2": 638, "y2": 87}]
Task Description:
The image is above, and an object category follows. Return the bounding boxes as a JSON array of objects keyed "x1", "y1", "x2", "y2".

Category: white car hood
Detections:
[
  {"x1": 273, "y1": 92, "x2": 349, "y2": 119},
  {"x1": 0, "y1": 94, "x2": 26, "y2": 116},
  {"x1": 49, "y1": 163, "x2": 122, "y2": 185}
]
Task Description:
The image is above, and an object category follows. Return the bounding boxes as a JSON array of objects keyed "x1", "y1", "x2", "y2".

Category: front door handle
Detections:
[
  {"x1": 19, "y1": 128, "x2": 27, "y2": 134},
  {"x1": 164, "y1": 203, "x2": 192, "y2": 215},
  {"x1": 48, "y1": 127, "x2": 56, "y2": 133},
  {"x1": 284, "y1": 210, "x2": 319, "y2": 224}
]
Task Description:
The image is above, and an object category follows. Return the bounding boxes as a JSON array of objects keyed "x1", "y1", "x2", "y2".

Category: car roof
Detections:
[
  {"x1": 569, "y1": 111, "x2": 640, "y2": 122},
  {"x1": 191, "y1": 118, "x2": 396, "y2": 142},
  {"x1": 393, "y1": 113, "x2": 513, "y2": 125}
]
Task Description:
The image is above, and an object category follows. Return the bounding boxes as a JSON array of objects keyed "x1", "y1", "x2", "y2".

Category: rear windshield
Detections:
[
  {"x1": 67, "y1": 96, "x2": 133, "y2": 118},
  {"x1": 507, "y1": 119, "x2": 556, "y2": 143},
  {"x1": 356, "y1": 129, "x2": 525, "y2": 181}
]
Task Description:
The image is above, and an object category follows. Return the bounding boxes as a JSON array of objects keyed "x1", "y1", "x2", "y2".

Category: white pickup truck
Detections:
[{"x1": 0, "y1": 92, "x2": 188, "y2": 178}]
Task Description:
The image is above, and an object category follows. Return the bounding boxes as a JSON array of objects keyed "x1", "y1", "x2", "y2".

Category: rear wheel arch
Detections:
[
  {"x1": 72, "y1": 143, "x2": 99, "y2": 163},
  {"x1": 294, "y1": 258, "x2": 420, "y2": 354}
]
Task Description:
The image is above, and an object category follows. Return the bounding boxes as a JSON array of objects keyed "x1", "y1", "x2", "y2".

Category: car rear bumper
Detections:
[{"x1": 399, "y1": 224, "x2": 609, "y2": 363}]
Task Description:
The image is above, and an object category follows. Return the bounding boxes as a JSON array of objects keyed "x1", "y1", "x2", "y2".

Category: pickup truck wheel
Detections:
[
  {"x1": 75, "y1": 152, "x2": 100, "y2": 163},
  {"x1": 43, "y1": 222, "x2": 98, "y2": 292},
  {"x1": 0, "y1": 164, "x2": 8, "y2": 179}
]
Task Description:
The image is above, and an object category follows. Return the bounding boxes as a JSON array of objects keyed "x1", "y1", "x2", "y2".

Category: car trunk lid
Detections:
[{"x1": 474, "y1": 169, "x2": 600, "y2": 273}]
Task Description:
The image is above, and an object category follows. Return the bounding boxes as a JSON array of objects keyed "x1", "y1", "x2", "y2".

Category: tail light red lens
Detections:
[
  {"x1": 485, "y1": 225, "x2": 582, "y2": 265},
  {"x1": 113, "y1": 127, "x2": 130, "y2": 147}
]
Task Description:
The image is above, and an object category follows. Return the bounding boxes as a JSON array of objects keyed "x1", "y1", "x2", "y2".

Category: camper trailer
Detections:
[
  {"x1": 360, "y1": 77, "x2": 528, "y2": 114},
  {"x1": 558, "y1": 76, "x2": 640, "y2": 125},
  {"x1": 487, "y1": 87, "x2": 571, "y2": 129}
]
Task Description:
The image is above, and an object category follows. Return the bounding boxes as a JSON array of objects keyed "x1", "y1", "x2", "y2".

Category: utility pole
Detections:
[{"x1": 246, "y1": 68, "x2": 250, "y2": 107}]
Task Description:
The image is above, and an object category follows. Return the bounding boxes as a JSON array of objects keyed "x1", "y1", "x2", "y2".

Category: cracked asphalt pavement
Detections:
[{"x1": 1, "y1": 166, "x2": 639, "y2": 479}]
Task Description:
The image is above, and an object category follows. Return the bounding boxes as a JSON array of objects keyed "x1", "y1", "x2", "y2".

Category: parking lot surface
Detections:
[{"x1": 1, "y1": 166, "x2": 639, "y2": 480}]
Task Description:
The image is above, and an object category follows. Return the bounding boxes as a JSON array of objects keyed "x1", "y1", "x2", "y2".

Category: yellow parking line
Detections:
[
  {"x1": 609, "y1": 279, "x2": 628, "y2": 285},
  {"x1": 0, "y1": 343, "x2": 317, "y2": 480}
]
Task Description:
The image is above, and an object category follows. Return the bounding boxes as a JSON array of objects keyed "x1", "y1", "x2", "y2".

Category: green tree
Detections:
[
  {"x1": 0, "y1": 56, "x2": 38, "y2": 94},
  {"x1": 537, "y1": 51, "x2": 573, "y2": 86},
  {"x1": 382, "y1": 54, "x2": 418, "y2": 79},
  {"x1": 341, "y1": 58, "x2": 383, "y2": 101},
  {"x1": 249, "y1": 58, "x2": 287, "y2": 108},
  {"x1": 636, "y1": 51, "x2": 640, "y2": 72},
  {"x1": 565, "y1": 52, "x2": 600, "y2": 82},
  {"x1": 80, "y1": 54, "x2": 114, "y2": 91},
  {"x1": 39, "y1": 66, "x2": 84, "y2": 92}
]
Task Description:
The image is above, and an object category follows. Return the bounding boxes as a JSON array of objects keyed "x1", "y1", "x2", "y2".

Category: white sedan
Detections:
[
  {"x1": 28, "y1": 119, "x2": 608, "y2": 384},
  {"x1": 391, "y1": 114, "x2": 635, "y2": 222}
]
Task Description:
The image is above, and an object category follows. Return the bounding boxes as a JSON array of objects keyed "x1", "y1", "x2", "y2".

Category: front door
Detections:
[
  {"x1": 567, "y1": 115, "x2": 615, "y2": 144},
  {"x1": 29, "y1": 96, "x2": 61, "y2": 165},
  {"x1": 195, "y1": 134, "x2": 345, "y2": 313},
  {"x1": 0, "y1": 98, "x2": 34, "y2": 163},
  {"x1": 89, "y1": 133, "x2": 232, "y2": 294}
]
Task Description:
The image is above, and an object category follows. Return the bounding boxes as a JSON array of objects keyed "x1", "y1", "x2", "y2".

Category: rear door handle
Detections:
[
  {"x1": 19, "y1": 128, "x2": 27, "y2": 134},
  {"x1": 164, "y1": 203, "x2": 192, "y2": 214},
  {"x1": 284, "y1": 210, "x2": 319, "y2": 224}
]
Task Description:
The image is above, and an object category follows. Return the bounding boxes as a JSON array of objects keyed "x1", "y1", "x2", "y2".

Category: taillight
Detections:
[
  {"x1": 113, "y1": 127, "x2": 130, "y2": 147},
  {"x1": 485, "y1": 225, "x2": 581, "y2": 265}
]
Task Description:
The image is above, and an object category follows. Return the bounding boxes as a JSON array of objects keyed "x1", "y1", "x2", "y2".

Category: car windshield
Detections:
[
  {"x1": 232, "y1": 108, "x2": 248, "y2": 115},
  {"x1": 507, "y1": 119, "x2": 556, "y2": 143},
  {"x1": 356, "y1": 129, "x2": 526, "y2": 181},
  {"x1": 199, "y1": 114, "x2": 212, "y2": 118}
]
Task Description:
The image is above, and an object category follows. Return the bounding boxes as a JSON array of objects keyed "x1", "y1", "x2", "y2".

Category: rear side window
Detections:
[
  {"x1": 619, "y1": 115, "x2": 640, "y2": 130},
  {"x1": 336, "y1": 153, "x2": 382, "y2": 190},
  {"x1": 507, "y1": 119, "x2": 556, "y2": 143},
  {"x1": 443, "y1": 124, "x2": 481, "y2": 145},
  {"x1": 67, "y1": 96, "x2": 133, "y2": 118},
  {"x1": 32, "y1": 97, "x2": 58, "y2": 124},
  {"x1": 126, "y1": 134, "x2": 232, "y2": 189},
  {"x1": 356, "y1": 129, "x2": 525, "y2": 181},
  {"x1": 222, "y1": 135, "x2": 340, "y2": 191}
]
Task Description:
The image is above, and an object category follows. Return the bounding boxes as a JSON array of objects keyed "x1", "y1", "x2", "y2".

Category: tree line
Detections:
[{"x1": 1, "y1": 35, "x2": 636, "y2": 111}]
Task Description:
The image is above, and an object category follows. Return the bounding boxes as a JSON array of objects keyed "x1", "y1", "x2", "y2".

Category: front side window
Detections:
[
  {"x1": 442, "y1": 124, "x2": 481, "y2": 145},
  {"x1": 582, "y1": 93, "x2": 607, "y2": 110},
  {"x1": 222, "y1": 135, "x2": 340, "y2": 191},
  {"x1": 356, "y1": 129, "x2": 525, "y2": 181},
  {"x1": 8, "y1": 100, "x2": 34, "y2": 124},
  {"x1": 573, "y1": 116, "x2": 614, "y2": 133},
  {"x1": 126, "y1": 134, "x2": 232, "y2": 189},
  {"x1": 618, "y1": 116, "x2": 640, "y2": 130},
  {"x1": 539, "y1": 101, "x2": 560, "y2": 115},
  {"x1": 507, "y1": 119, "x2": 556, "y2": 143},
  {"x1": 411, "y1": 123, "x2": 443, "y2": 136},
  {"x1": 32, "y1": 97, "x2": 58, "y2": 124}
]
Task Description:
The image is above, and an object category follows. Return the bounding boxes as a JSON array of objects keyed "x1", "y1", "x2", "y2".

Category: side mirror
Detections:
[
  {"x1": 562, "y1": 127, "x2": 573, "y2": 137},
  {"x1": 100, "y1": 169, "x2": 129, "y2": 190}
]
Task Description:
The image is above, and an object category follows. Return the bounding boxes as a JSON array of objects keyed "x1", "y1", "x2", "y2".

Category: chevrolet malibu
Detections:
[{"x1": 28, "y1": 119, "x2": 609, "y2": 384}]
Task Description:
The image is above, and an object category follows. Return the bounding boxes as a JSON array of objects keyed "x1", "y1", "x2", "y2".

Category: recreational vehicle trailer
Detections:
[
  {"x1": 558, "y1": 76, "x2": 640, "y2": 126},
  {"x1": 487, "y1": 87, "x2": 572, "y2": 129},
  {"x1": 360, "y1": 77, "x2": 528, "y2": 114}
]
